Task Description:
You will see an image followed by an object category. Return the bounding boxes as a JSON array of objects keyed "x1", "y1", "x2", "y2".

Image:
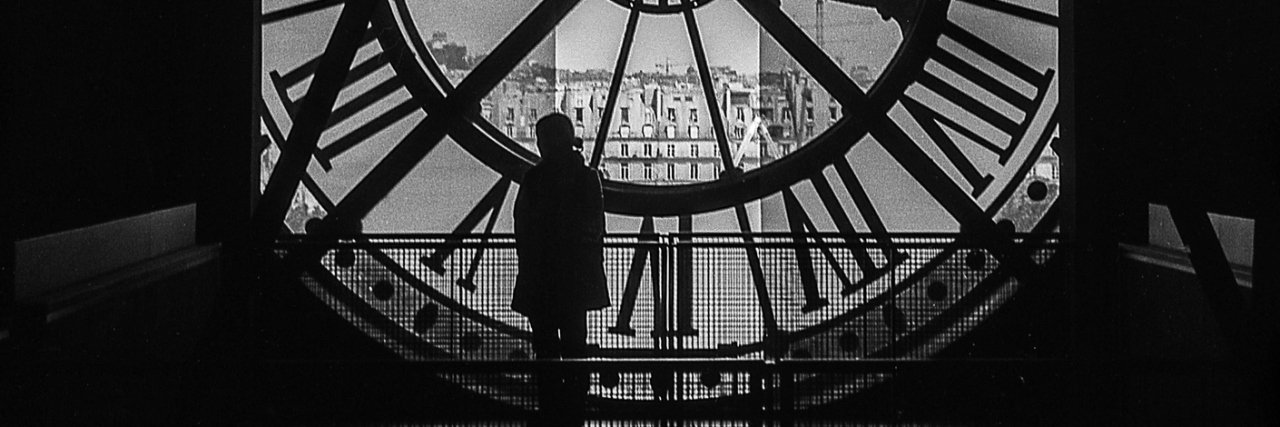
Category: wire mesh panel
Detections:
[{"x1": 275, "y1": 232, "x2": 1062, "y2": 410}]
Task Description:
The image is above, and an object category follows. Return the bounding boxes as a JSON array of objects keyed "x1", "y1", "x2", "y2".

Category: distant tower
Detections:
[{"x1": 815, "y1": 0, "x2": 825, "y2": 48}]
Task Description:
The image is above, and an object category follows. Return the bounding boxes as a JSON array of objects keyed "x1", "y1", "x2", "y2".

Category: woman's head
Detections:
[{"x1": 536, "y1": 113, "x2": 576, "y2": 157}]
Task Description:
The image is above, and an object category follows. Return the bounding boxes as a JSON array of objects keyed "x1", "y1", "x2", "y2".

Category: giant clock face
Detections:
[{"x1": 260, "y1": 0, "x2": 1062, "y2": 409}]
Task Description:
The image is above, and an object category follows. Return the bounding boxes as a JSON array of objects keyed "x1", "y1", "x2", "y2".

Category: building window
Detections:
[
  {"x1": 714, "y1": 164, "x2": 721, "y2": 177},
  {"x1": 734, "y1": 126, "x2": 745, "y2": 140},
  {"x1": 642, "y1": 124, "x2": 654, "y2": 138},
  {"x1": 783, "y1": 107, "x2": 793, "y2": 121},
  {"x1": 667, "y1": 164, "x2": 675, "y2": 180},
  {"x1": 507, "y1": 107, "x2": 515, "y2": 122},
  {"x1": 667, "y1": 108, "x2": 677, "y2": 122},
  {"x1": 690, "y1": 163, "x2": 699, "y2": 179},
  {"x1": 530, "y1": 108, "x2": 538, "y2": 121},
  {"x1": 481, "y1": 105, "x2": 492, "y2": 120},
  {"x1": 528, "y1": 126, "x2": 535, "y2": 138},
  {"x1": 619, "y1": 125, "x2": 631, "y2": 138},
  {"x1": 505, "y1": 124, "x2": 514, "y2": 136},
  {"x1": 643, "y1": 143, "x2": 652, "y2": 157},
  {"x1": 621, "y1": 163, "x2": 629, "y2": 180},
  {"x1": 643, "y1": 163, "x2": 653, "y2": 180},
  {"x1": 689, "y1": 108, "x2": 698, "y2": 123},
  {"x1": 665, "y1": 126, "x2": 676, "y2": 139},
  {"x1": 688, "y1": 125, "x2": 699, "y2": 138},
  {"x1": 575, "y1": 107, "x2": 584, "y2": 122},
  {"x1": 667, "y1": 144, "x2": 676, "y2": 157},
  {"x1": 621, "y1": 107, "x2": 630, "y2": 122},
  {"x1": 690, "y1": 144, "x2": 699, "y2": 158},
  {"x1": 620, "y1": 144, "x2": 629, "y2": 157},
  {"x1": 806, "y1": 107, "x2": 814, "y2": 122},
  {"x1": 828, "y1": 106, "x2": 837, "y2": 122},
  {"x1": 736, "y1": 107, "x2": 745, "y2": 121},
  {"x1": 806, "y1": 124, "x2": 814, "y2": 138}
]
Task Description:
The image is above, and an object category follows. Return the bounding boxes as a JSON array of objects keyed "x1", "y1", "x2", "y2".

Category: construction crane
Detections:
[{"x1": 815, "y1": 0, "x2": 825, "y2": 48}]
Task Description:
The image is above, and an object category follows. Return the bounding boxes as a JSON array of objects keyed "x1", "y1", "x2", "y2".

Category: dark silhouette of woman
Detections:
[{"x1": 512, "y1": 113, "x2": 610, "y2": 424}]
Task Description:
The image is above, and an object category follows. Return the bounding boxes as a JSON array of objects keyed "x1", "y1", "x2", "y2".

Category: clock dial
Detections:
[{"x1": 259, "y1": 0, "x2": 1064, "y2": 410}]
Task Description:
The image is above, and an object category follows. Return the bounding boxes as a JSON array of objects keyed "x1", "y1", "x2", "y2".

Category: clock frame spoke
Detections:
[
  {"x1": 683, "y1": 0, "x2": 737, "y2": 174},
  {"x1": 736, "y1": 0, "x2": 869, "y2": 111},
  {"x1": 733, "y1": 204, "x2": 780, "y2": 337},
  {"x1": 451, "y1": 0, "x2": 583, "y2": 105},
  {"x1": 253, "y1": 0, "x2": 378, "y2": 242},
  {"x1": 589, "y1": 7, "x2": 642, "y2": 169},
  {"x1": 674, "y1": 215, "x2": 697, "y2": 336}
]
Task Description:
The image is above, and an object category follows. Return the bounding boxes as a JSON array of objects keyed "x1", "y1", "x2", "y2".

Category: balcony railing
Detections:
[{"x1": 270, "y1": 232, "x2": 1063, "y2": 408}]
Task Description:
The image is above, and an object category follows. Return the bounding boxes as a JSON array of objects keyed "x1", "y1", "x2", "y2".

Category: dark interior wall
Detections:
[
  {"x1": 1073, "y1": 0, "x2": 1279, "y2": 358},
  {"x1": 2, "y1": 2, "x2": 254, "y2": 242},
  {"x1": 1079, "y1": 2, "x2": 1278, "y2": 224}
]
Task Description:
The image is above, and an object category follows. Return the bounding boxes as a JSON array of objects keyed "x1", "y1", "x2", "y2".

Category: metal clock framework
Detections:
[{"x1": 257, "y1": 0, "x2": 1065, "y2": 409}]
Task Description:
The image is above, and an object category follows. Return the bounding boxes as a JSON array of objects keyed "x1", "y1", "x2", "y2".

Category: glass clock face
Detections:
[{"x1": 259, "y1": 0, "x2": 1063, "y2": 408}]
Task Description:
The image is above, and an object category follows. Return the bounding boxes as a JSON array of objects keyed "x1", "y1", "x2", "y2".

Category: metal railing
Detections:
[{"x1": 273, "y1": 232, "x2": 1063, "y2": 408}]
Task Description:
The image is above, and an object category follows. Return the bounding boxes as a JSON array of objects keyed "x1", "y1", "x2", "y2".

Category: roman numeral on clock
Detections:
[
  {"x1": 268, "y1": 27, "x2": 419, "y2": 171},
  {"x1": 608, "y1": 216, "x2": 699, "y2": 339},
  {"x1": 901, "y1": 21, "x2": 1055, "y2": 197},
  {"x1": 787, "y1": 158, "x2": 907, "y2": 305},
  {"x1": 419, "y1": 178, "x2": 511, "y2": 292},
  {"x1": 609, "y1": 217, "x2": 658, "y2": 337}
]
